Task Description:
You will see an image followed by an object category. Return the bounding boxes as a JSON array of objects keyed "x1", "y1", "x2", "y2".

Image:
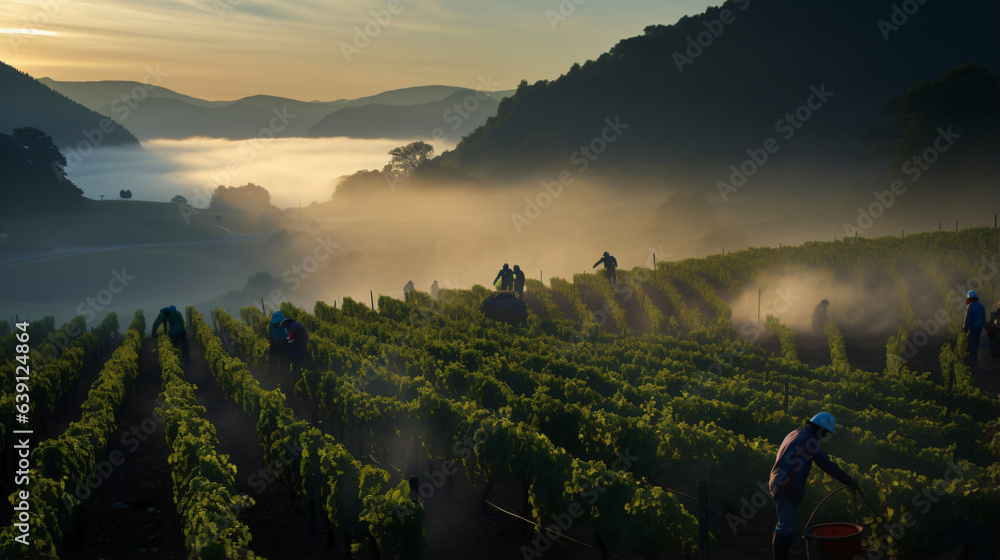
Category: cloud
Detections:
[
  {"x1": 7, "y1": 0, "x2": 722, "y2": 100},
  {"x1": 0, "y1": 28, "x2": 57, "y2": 36}
]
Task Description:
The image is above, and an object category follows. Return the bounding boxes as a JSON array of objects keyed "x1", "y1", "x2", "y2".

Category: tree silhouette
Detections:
[
  {"x1": 0, "y1": 127, "x2": 82, "y2": 213},
  {"x1": 881, "y1": 63, "x2": 1000, "y2": 171},
  {"x1": 333, "y1": 169, "x2": 384, "y2": 197},
  {"x1": 333, "y1": 142, "x2": 436, "y2": 197},
  {"x1": 171, "y1": 195, "x2": 188, "y2": 205},
  {"x1": 209, "y1": 182, "x2": 274, "y2": 214},
  {"x1": 385, "y1": 141, "x2": 434, "y2": 182},
  {"x1": 12, "y1": 127, "x2": 66, "y2": 171}
]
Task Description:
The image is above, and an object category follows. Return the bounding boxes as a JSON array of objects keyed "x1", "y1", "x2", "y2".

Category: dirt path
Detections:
[
  {"x1": 615, "y1": 281, "x2": 650, "y2": 333},
  {"x1": 671, "y1": 277, "x2": 716, "y2": 321},
  {"x1": 577, "y1": 285, "x2": 619, "y2": 333},
  {"x1": 641, "y1": 281, "x2": 678, "y2": 328},
  {"x1": 522, "y1": 290, "x2": 548, "y2": 320},
  {"x1": 36, "y1": 337, "x2": 124, "y2": 443},
  {"x1": 186, "y1": 331, "x2": 334, "y2": 558},
  {"x1": 72, "y1": 337, "x2": 186, "y2": 559},
  {"x1": 549, "y1": 287, "x2": 578, "y2": 322},
  {"x1": 226, "y1": 336, "x2": 666, "y2": 560}
]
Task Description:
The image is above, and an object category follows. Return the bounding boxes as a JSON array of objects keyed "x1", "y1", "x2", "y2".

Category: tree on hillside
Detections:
[
  {"x1": 12, "y1": 127, "x2": 66, "y2": 171},
  {"x1": 333, "y1": 169, "x2": 385, "y2": 197},
  {"x1": 385, "y1": 141, "x2": 434, "y2": 183},
  {"x1": 209, "y1": 182, "x2": 274, "y2": 214},
  {"x1": 333, "y1": 141, "x2": 435, "y2": 197},
  {"x1": 0, "y1": 127, "x2": 83, "y2": 213},
  {"x1": 171, "y1": 195, "x2": 188, "y2": 205}
]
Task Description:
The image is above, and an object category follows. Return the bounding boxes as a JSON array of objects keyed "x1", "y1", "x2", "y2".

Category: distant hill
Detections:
[
  {"x1": 0, "y1": 62, "x2": 140, "y2": 150},
  {"x1": 306, "y1": 89, "x2": 501, "y2": 142},
  {"x1": 38, "y1": 80, "x2": 514, "y2": 140},
  {"x1": 37, "y1": 77, "x2": 226, "y2": 109},
  {"x1": 338, "y1": 85, "x2": 508, "y2": 108},
  {"x1": 86, "y1": 97, "x2": 312, "y2": 140},
  {"x1": 433, "y1": 0, "x2": 1000, "y2": 181}
]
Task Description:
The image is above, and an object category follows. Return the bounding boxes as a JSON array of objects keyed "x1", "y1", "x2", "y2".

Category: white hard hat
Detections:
[
  {"x1": 810, "y1": 412, "x2": 836, "y2": 434},
  {"x1": 968, "y1": 290, "x2": 978, "y2": 299}
]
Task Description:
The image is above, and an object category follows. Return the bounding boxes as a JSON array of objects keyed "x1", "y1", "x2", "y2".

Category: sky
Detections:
[{"x1": 2, "y1": 0, "x2": 720, "y2": 101}]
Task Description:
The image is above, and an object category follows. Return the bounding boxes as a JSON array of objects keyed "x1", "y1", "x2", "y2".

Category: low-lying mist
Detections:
[
  {"x1": 729, "y1": 266, "x2": 907, "y2": 339},
  {"x1": 67, "y1": 137, "x2": 456, "y2": 209},
  {"x1": 14, "y1": 139, "x2": 999, "y2": 330}
]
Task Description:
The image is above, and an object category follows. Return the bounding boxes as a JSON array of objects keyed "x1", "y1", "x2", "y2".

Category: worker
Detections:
[
  {"x1": 152, "y1": 305, "x2": 190, "y2": 365},
  {"x1": 268, "y1": 311, "x2": 287, "y2": 354},
  {"x1": 494, "y1": 263, "x2": 514, "y2": 291},
  {"x1": 513, "y1": 265, "x2": 526, "y2": 298},
  {"x1": 964, "y1": 290, "x2": 986, "y2": 366},
  {"x1": 811, "y1": 299, "x2": 829, "y2": 337},
  {"x1": 268, "y1": 311, "x2": 286, "y2": 341},
  {"x1": 769, "y1": 412, "x2": 858, "y2": 560},
  {"x1": 279, "y1": 317, "x2": 309, "y2": 376},
  {"x1": 593, "y1": 251, "x2": 618, "y2": 283}
]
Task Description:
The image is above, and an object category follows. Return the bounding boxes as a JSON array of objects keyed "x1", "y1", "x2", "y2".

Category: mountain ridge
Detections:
[
  {"x1": 1, "y1": 62, "x2": 141, "y2": 151},
  {"x1": 38, "y1": 80, "x2": 515, "y2": 140},
  {"x1": 306, "y1": 89, "x2": 502, "y2": 142},
  {"x1": 431, "y1": 0, "x2": 1000, "y2": 183}
]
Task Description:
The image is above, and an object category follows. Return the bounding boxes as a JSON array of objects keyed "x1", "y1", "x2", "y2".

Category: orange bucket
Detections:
[{"x1": 803, "y1": 522, "x2": 864, "y2": 560}]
